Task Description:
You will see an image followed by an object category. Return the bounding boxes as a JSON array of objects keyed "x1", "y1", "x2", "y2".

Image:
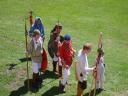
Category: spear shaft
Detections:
[
  {"x1": 25, "y1": 19, "x2": 30, "y2": 91},
  {"x1": 93, "y1": 32, "x2": 103, "y2": 96}
]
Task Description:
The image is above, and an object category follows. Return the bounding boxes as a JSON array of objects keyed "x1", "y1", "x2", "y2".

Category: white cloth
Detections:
[
  {"x1": 33, "y1": 37, "x2": 43, "y2": 50},
  {"x1": 32, "y1": 61, "x2": 41, "y2": 73},
  {"x1": 61, "y1": 68, "x2": 70, "y2": 85},
  {"x1": 53, "y1": 54, "x2": 59, "y2": 61},
  {"x1": 31, "y1": 37, "x2": 43, "y2": 73},
  {"x1": 39, "y1": 37, "x2": 43, "y2": 48},
  {"x1": 76, "y1": 49, "x2": 93, "y2": 82},
  {"x1": 96, "y1": 57, "x2": 105, "y2": 89},
  {"x1": 58, "y1": 57, "x2": 62, "y2": 66}
]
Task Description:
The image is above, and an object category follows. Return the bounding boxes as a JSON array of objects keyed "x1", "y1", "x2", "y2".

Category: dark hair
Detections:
[
  {"x1": 83, "y1": 43, "x2": 92, "y2": 51},
  {"x1": 51, "y1": 24, "x2": 62, "y2": 33},
  {"x1": 97, "y1": 48, "x2": 104, "y2": 55}
]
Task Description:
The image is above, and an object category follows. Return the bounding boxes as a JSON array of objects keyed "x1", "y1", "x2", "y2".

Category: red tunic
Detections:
[
  {"x1": 60, "y1": 40, "x2": 74, "y2": 66},
  {"x1": 41, "y1": 48, "x2": 48, "y2": 72}
]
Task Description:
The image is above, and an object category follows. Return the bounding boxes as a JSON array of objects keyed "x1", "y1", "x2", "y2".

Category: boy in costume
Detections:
[
  {"x1": 76, "y1": 43, "x2": 95, "y2": 96},
  {"x1": 29, "y1": 17, "x2": 45, "y2": 39},
  {"x1": 96, "y1": 48, "x2": 105, "y2": 91},
  {"x1": 59, "y1": 34, "x2": 75, "y2": 92},
  {"x1": 48, "y1": 23, "x2": 64, "y2": 77},
  {"x1": 27, "y1": 29, "x2": 43, "y2": 88}
]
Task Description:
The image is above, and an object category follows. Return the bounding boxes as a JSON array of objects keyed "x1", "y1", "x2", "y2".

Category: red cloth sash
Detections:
[{"x1": 41, "y1": 48, "x2": 48, "y2": 72}]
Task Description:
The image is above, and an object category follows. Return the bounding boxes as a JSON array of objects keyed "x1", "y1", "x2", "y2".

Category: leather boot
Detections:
[
  {"x1": 58, "y1": 65, "x2": 62, "y2": 77},
  {"x1": 32, "y1": 73, "x2": 38, "y2": 88},
  {"x1": 53, "y1": 61, "x2": 57, "y2": 73},
  {"x1": 59, "y1": 82, "x2": 66, "y2": 93}
]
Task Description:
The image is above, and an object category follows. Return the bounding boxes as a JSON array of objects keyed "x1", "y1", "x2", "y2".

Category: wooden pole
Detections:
[
  {"x1": 25, "y1": 19, "x2": 30, "y2": 91},
  {"x1": 93, "y1": 32, "x2": 103, "y2": 96}
]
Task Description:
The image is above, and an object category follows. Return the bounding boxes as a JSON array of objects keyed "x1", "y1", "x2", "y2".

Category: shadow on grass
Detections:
[
  {"x1": 9, "y1": 79, "x2": 40, "y2": 96},
  {"x1": 42, "y1": 70, "x2": 58, "y2": 79},
  {"x1": 19, "y1": 57, "x2": 31, "y2": 62},
  {"x1": 6, "y1": 57, "x2": 31, "y2": 71},
  {"x1": 6, "y1": 63, "x2": 17, "y2": 70},
  {"x1": 41, "y1": 86, "x2": 63, "y2": 96},
  {"x1": 84, "y1": 89, "x2": 102, "y2": 96},
  {"x1": 18, "y1": 58, "x2": 58, "y2": 79},
  {"x1": 9, "y1": 70, "x2": 59, "y2": 96}
]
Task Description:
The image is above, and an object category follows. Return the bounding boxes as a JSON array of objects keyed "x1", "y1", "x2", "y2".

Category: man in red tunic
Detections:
[{"x1": 59, "y1": 34, "x2": 76, "y2": 92}]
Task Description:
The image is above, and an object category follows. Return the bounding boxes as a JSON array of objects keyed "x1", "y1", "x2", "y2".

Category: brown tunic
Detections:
[
  {"x1": 28, "y1": 39, "x2": 43, "y2": 63},
  {"x1": 48, "y1": 33, "x2": 60, "y2": 58}
]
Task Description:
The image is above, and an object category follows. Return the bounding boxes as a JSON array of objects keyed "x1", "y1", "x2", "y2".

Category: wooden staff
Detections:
[
  {"x1": 74, "y1": 61, "x2": 78, "y2": 81},
  {"x1": 25, "y1": 19, "x2": 30, "y2": 91},
  {"x1": 93, "y1": 32, "x2": 103, "y2": 96}
]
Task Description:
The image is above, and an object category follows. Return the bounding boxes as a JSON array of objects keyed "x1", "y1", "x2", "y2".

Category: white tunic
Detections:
[
  {"x1": 76, "y1": 49, "x2": 93, "y2": 82},
  {"x1": 32, "y1": 37, "x2": 43, "y2": 73},
  {"x1": 33, "y1": 37, "x2": 43, "y2": 50}
]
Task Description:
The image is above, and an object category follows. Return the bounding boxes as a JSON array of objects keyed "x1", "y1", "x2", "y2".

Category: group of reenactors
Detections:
[{"x1": 26, "y1": 16, "x2": 105, "y2": 96}]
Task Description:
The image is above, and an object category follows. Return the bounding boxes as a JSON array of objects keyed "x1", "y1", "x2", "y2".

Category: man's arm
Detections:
[{"x1": 79, "y1": 58, "x2": 94, "y2": 75}]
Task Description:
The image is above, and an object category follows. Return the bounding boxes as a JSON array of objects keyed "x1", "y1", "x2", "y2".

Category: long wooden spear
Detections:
[
  {"x1": 25, "y1": 18, "x2": 30, "y2": 91},
  {"x1": 93, "y1": 32, "x2": 103, "y2": 96}
]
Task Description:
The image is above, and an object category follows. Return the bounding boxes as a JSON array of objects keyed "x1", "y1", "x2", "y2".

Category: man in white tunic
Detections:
[{"x1": 76, "y1": 43, "x2": 95, "y2": 96}]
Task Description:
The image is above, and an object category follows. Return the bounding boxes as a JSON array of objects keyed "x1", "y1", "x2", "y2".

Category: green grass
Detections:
[{"x1": 0, "y1": 0, "x2": 128, "y2": 96}]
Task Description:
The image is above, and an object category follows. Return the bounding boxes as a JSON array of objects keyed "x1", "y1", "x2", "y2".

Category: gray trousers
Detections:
[{"x1": 96, "y1": 63, "x2": 105, "y2": 89}]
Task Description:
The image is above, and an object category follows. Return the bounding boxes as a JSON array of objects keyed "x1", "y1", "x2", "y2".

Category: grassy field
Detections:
[{"x1": 0, "y1": 0, "x2": 128, "y2": 96}]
